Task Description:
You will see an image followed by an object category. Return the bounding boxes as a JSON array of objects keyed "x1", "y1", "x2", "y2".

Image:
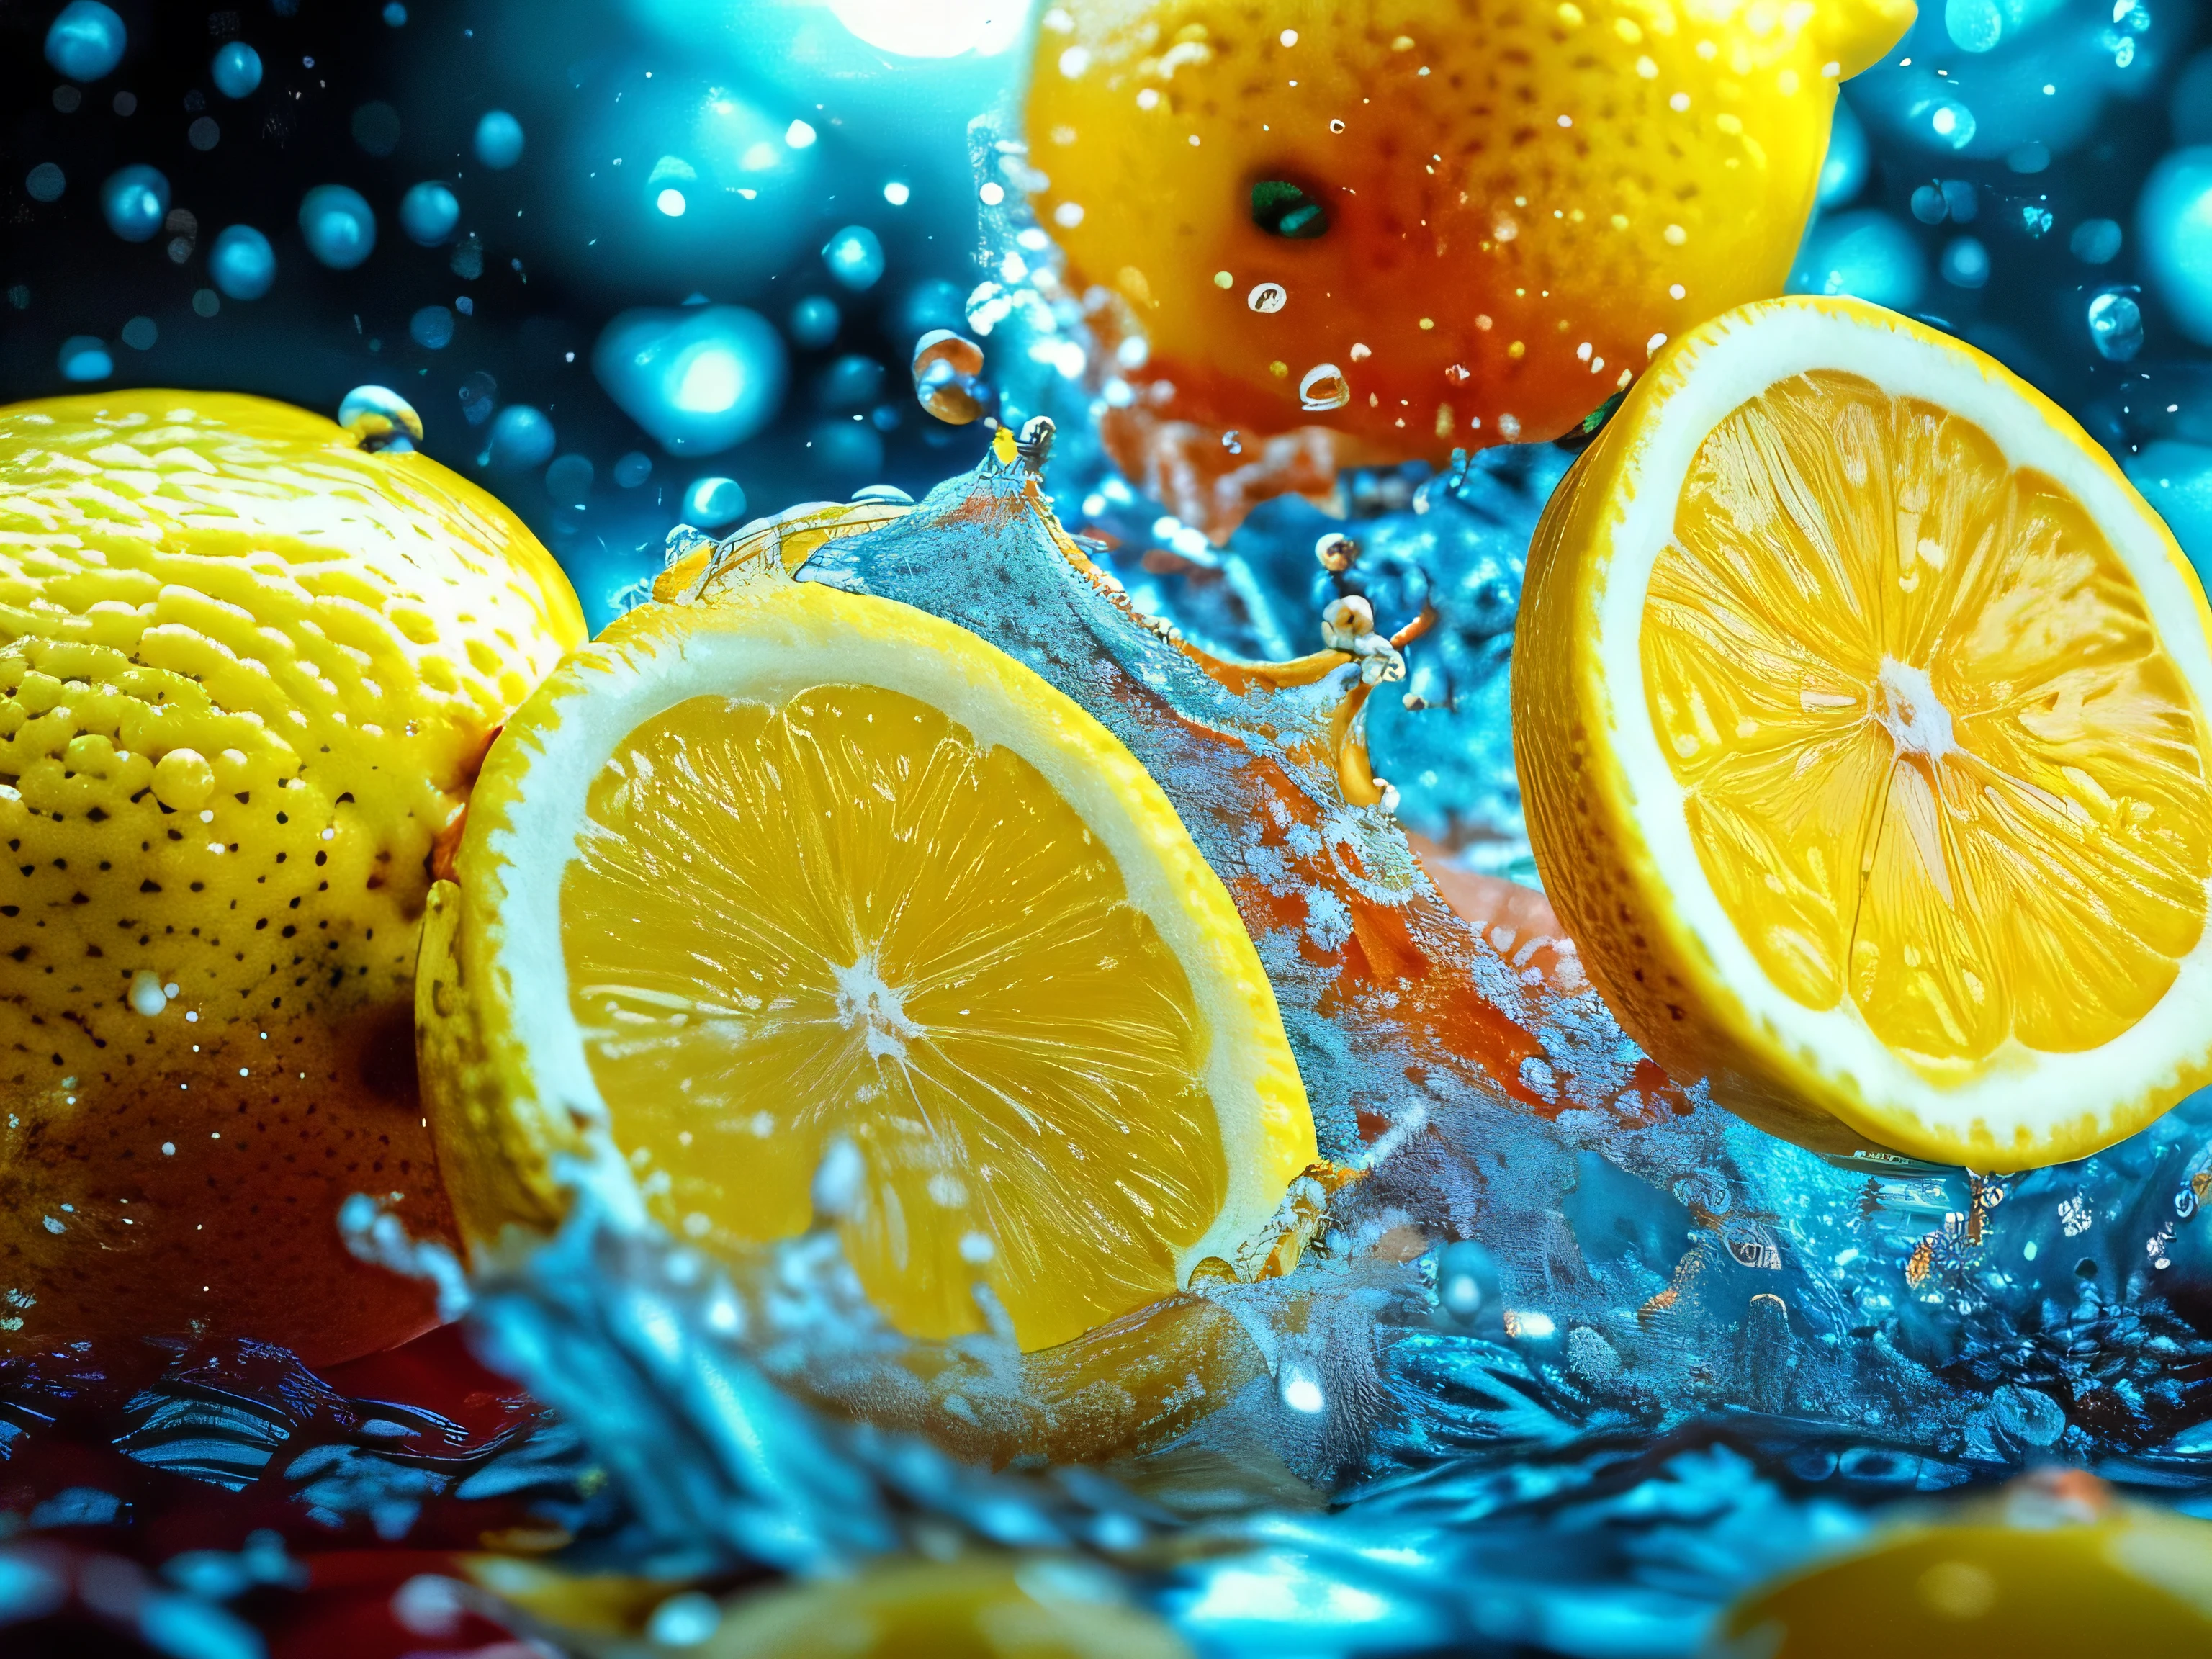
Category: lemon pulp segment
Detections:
[
  {"x1": 556, "y1": 682, "x2": 1241, "y2": 1349},
  {"x1": 1643, "y1": 369, "x2": 2211, "y2": 1082}
]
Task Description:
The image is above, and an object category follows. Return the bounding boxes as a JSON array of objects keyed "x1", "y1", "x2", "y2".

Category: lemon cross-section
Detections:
[
  {"x1": 426, "y1": 549, "x2": 1314, "y2": 1352},
  {"x1": 1516, "y1": 295, "x2": 2212, "y2": 1168},
  {"x1": 1646, "y1": 369, "x2": 2211, "y2": 1081}
]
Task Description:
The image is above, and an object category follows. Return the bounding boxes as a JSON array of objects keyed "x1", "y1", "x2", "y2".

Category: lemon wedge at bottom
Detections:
[
  {"x1": 419, "y1": 535, "x2": 1312, "y2": 1352},
  {"x1": 1517, "y1": 295, "x2": 2212, "y2": 1168}
]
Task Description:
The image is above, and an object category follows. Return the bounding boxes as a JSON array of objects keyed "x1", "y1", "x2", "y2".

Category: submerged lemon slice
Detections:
[
  {"x1": 422, "y1": 526, "x2": 1313, "y2": 1351},
  {"x1": 1517, "y1": 295, "x2": 2212, "y2": 1166}
]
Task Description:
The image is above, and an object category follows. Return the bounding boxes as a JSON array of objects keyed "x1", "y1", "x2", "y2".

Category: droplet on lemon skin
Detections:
[
  {"x1": 0, "y1": 390, "x2": 585, "y2": 1366},
  {"x1": 1026, "y1": 0, "x2": 1911, "y2": 486}
]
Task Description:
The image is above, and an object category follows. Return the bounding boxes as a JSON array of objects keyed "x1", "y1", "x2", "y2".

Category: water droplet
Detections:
[
  {"x1": 809, "y1": 419, "x2": 884, "y2": 479},
  {"x1": 2087, "y1": 288, "x2": 2145, "y2": 361},
  {"x1": 398, "y1": 182, "x2": 459, "y2": 246},
  {"x1": 817, "y1": 353, "x2": 886, "y2": 411},
  {"x1": 210, "y1": 41, "x2": 262, "y2": 98},
  {"x1": 488, "y1": 405, "x2": 556, "y2": 469},
  {"x1": 592, "y1": 305, "x2": 788, "y2": 455},
  {"x1": 101, "y1": 165, "x2": 168, "y2": 243},
  {"x1": 298, "y1": 184, "x2": 377, "y2": 269},
  {"x1": 57, "y1": 336, "x2": 112, "y2": 382},
  {"x1": 25, "y1": 163, "x2": 64, "y2": 204},
  {"x1": 45, "y1": 1, "x2": 125, "y2": 81},
  {"x1": 822, "y1": 225, "x2": 886, "y2": 291},
  {"x1": 209, "y1": 225, "x2": 275, "y2": 299},
  {"x1": 129, "y1": 970, "x2": 167, "y2": 1017},
  {"x1": 187, "y1": 116, "x2": 220, "y2": 152},
  {"x1": 912, "y1": 329, "x2": 993, "y2": 424},
  {"x1": 547, "y1": 453, "x2": 594, "y2": 506},
  {"x1": 383, "y1": 1, "x2": 408, "y2": 24},
  {"x1": 338, "y1": 385, "x2": 424, "y2": 451},
  {"x1": 1923, "y1": 97, "x2": 1977, "y2": 149},
  {"x1": 646, "y1": 1591, "x2": 721, "y2": 1647},
  {"x1": 1298, "y1": 361, "x2": 1351, "y2": 411},
  {"x1": 120, "y1": 315, "x2": 156, "y2": 350},
  {"x1": 788, "y1": 295, "x2": 840, "y2": 349},
  {"x1": 408, "y1": 305, "x2": 454, "y2": 349},
  {"x1": 613, "y1": 451, "x2": 652, "y2": 488},
  {"x1": 1247, "y1": 281, "x2": 1288, "y2": 313},
  {"x1": 474, "y1": 109, "x2": 525, "y2": 170}
]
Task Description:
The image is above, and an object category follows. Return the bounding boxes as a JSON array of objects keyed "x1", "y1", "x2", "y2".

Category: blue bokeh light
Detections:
[
  {"x1": 45, "y1": 1, "x2": 126, "y2": 82},
  {"x1": 211, "y1": 42, "x2": 264, "y2": 99},
  {"x1": 489, "y1": 404, "x2": 557, "y2": 468},
  {"x1": 1788, "y1": 209, "x2": 1927, "y2": 312},
  {"x1": 56, "y1": 336, "x2": 112, "y2": 382},
  {"x1": 399, "y1": 182, "x2": 462, "y2": 246},
  {"x1": 299, "y1": 184, "x2": 378, "y2": 270},
  {"x1": 2139, "y1": 147, "x2": 2212, "y2": 347},
  {"x1": 100, "y1": 166, "x2": 169, "y2": 243},
  {"x1": 822, "y1": 225, "x2": 886, "y2": 291},
  {"x1": 209, "y1": 225, "x2": 277, "y2": 300},
  {"x1": 475, "y1": 110, "x2": 527, "y2": 170},
  {"x1": 682, "y1": 475, "x2": 747, "y2": 527},
  {"x1": 593, "y1": 304, "x2": 788, "y2": 456}
]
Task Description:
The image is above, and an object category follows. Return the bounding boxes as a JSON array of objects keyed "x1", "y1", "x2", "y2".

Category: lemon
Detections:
[
  {"x1": 1026, "y1": 0, "x2": 1914, "y2": 535},
  {"x1": 419, "y1": 460, "x2": 1314, "y2": 1353},
  {"x1": 1516, "y1": 296, "x2": 2212, "y2": 1168},
  {"x1": 1717, "y1": 1485, "x2": 2212, "y2": 1654},
  {"x1": 697, "y1": 1558, "x2": 1190, "y2": 1659},
  {"x1": 0, "y1": 390, "x2": 585, "y2": 1364}
]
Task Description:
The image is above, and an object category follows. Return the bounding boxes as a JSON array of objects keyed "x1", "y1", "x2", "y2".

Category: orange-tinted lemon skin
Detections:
[{"x1": 1028, "y1": 0, "x2": 1904, "y2": 462}]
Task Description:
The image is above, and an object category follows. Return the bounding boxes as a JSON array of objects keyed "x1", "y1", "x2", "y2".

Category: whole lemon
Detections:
[
  {"x1": 1026, "y1": 0, "x2": 1913, "y2": 528},
  {"x1": 0, "y1": 391, "x2": 585, "y2": 1365}
]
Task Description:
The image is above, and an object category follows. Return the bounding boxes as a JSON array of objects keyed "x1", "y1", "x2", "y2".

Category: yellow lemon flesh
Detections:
[
  {"x1": 0, "y1": 391, "x2": 585, "y2": 1364},
  {"x1": 1025, "y1": 0, "x2": 1913, "y2": 531},
  {"x1": 422, "y1": 534, "x2": 1313, "y2": 1353},
  {"x1": 1517, "y1": 297, "x2": 2212, "y2": 1167}
]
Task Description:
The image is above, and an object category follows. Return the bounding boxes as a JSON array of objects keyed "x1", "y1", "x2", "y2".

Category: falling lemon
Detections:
[
  {"x1": 419, "y1": 462, "x2": 1315, "y2": 1353},
  {"x1": 1025, "y1": 0, "x2": 1915, "y2": 535},
  {"x1": 0, "y1": 390, "x2": 585, "y2": 1364},
  {"x1": 1516, "y1": 296, "x2": 2212, "y2": 1168}
]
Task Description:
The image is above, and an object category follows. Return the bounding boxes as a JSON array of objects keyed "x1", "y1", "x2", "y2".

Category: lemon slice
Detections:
[
  {"x1": 422, "y1": 529, "x2": 1313, "y2": 1351},
  {"x1": 1517, "y1": 295, "x2": 2212, "y2": 1167}
]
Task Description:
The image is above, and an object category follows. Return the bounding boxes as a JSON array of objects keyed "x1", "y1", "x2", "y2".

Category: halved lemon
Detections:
[
  {"x1": 1516, "y1": 295, "x2": 2212, "y2": 1168},
  {"x1": 419, "y1": 521, "x2": 1313, "y2": 1352}
]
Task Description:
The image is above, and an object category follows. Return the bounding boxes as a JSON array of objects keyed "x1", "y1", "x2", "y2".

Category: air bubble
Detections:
[
  {"x1": 593, "y1": 305, "x2": 788, "y2": 454},
  {"x1": 26, "y1": 163, "x2": 65, "y2": 203},
  {"x1": 788, "y1": 295, "x2": 840, "y2": 349},
  {"x1": 57, "y1": 336, "x2": 112, "y2": 382},
  {"x1": 680, "y1": 476, "x2": 745, "y2": 527},
  {"x1": 1247, "y1": 281, "x2": 1288, "y2": 313}
]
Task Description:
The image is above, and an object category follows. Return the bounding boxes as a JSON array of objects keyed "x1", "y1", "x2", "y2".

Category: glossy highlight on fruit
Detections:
[
  {"x1": 1516, "y1": 296, "x2": 2212, "y2": 1166},
  {"x1": 1026, "y1": 0, "x2": 1915, "y2": 534},
  {"x1": 0, "y1": 390, "x2": 585, "y2": 1364}
]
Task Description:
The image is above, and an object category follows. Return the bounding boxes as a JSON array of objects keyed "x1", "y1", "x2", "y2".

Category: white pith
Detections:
[
  {"x1": 476, "y1": 584, "x2": 1313, "y2": 1279},
  {"x1": 1594, "y1": 299, "x2": 2212, "y2": 1159}
]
